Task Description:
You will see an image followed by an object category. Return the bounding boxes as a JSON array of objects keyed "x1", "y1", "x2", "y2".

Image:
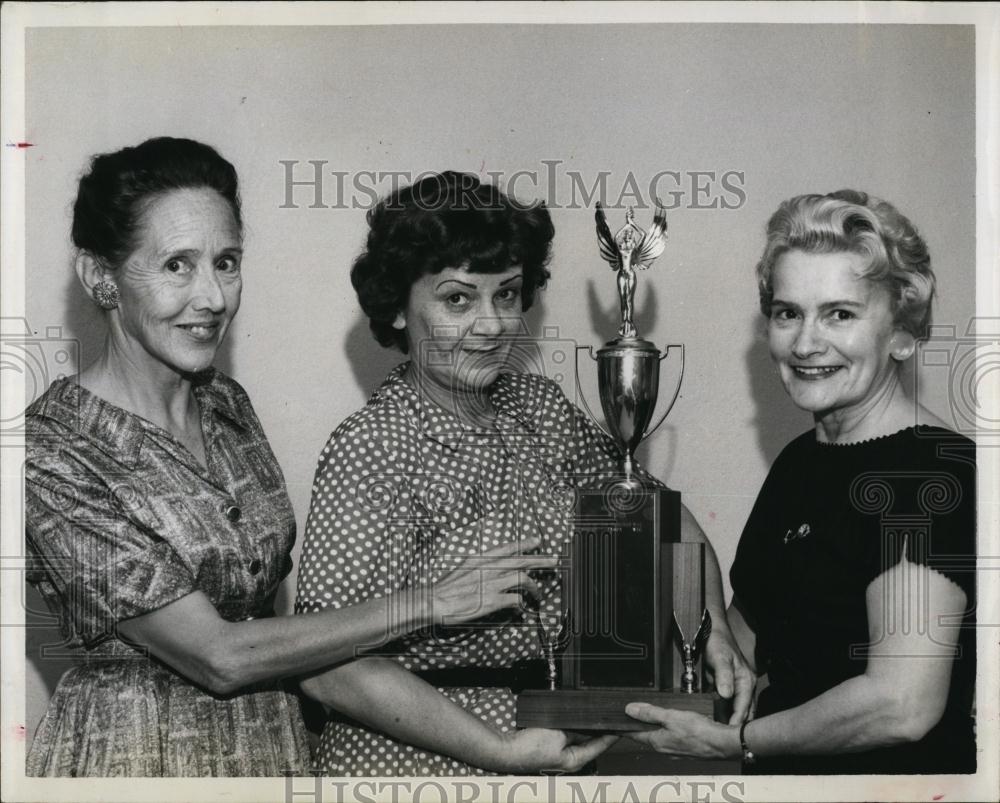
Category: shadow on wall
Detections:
[
  {"x1": 343, "y1": 313, "x2": 403, "y2": 401},
  {"x1": 743, "y1": 315, "x2": 811, "y2": 465},
  {"x1": 60, "y1": 272, "x2": 103, "y2": 374}
]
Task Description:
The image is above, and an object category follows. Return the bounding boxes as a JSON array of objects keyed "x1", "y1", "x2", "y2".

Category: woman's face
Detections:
[
  {"x1": 110, "y1": 187, "x2": 242, "y2": 378},
  {"x1": 767, "y1": 249, "x2": 903, "y2": 420},
  {"x1": 401, "y1": 264, "x2": 524, "y2": 397}
]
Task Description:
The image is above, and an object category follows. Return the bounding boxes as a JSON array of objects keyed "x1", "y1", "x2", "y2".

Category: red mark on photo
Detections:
[
  {"x1": 708, "y1": 511, "x2": 717, "y2": 520},
  {"x1": 13, "y1": 724, "x2": 25, "y2": 740},
  {"x1": 7, "y1": 142, "x2": 35, "y2": 149},
  {"x1": 933, "y1": 795, "x2": 945, "y2": 800}
]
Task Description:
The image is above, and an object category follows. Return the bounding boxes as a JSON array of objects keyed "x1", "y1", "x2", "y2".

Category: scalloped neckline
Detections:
[{"x1": 814, "y1": 425, "x2": 949, "y2": 447}]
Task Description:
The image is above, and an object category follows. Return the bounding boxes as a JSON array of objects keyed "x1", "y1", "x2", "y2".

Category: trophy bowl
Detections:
[{"x1": 596, "y1": 338, "x2": 661, "y2": 481}]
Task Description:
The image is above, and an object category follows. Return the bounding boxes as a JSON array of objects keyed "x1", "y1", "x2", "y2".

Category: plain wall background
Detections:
[{"x1": 21, "y1": 23, "x2": 975, "y2": 743}]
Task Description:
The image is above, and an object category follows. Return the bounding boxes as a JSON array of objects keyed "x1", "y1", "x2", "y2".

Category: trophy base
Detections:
[{"x1": 516, "y1": 689, "x2": 724, "y2": 732}]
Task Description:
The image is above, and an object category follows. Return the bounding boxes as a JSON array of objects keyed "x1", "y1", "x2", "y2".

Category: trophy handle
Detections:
[
  {"x1": 574, "y1": 345, "x2": 616, "y2": 443},
  {"x1": 694, "y1": 609, "x2": 712, "y2": 649},
  {"x1": 643, "y1": 343, "x2": 686, "y2": 439},
  {"x1": 671, "y1": 610, "x2": 687, "y2": 655}
]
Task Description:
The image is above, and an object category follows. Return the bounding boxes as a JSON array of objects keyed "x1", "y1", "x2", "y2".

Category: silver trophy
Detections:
[
  {"x1": 578, "y1": 202, "x2": 685, "y2": 484},
  {"x1": 518, "y1": 204, "x2": 717, "y2": 732}
]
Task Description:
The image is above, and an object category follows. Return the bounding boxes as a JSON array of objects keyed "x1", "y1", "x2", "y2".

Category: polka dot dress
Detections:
[{"x1": 295, "y1": 363, "x2": 621, "y2": 776}]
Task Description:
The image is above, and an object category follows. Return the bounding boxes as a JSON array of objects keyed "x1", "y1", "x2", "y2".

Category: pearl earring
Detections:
[{"x1": 890, "y1": 332, "x2": 915, "y2": 361}]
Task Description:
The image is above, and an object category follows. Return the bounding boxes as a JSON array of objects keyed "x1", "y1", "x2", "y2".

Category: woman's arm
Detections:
[
  {"x1": 301, "y1": 657, "x2": 617, "y2": 773},
  {"x1": 624, "y1": 556, "x2": 967, "y2": 758},
  {"x1": 725, "y1": 596, "x2": 759, "y2": 676},
  {"x1": 679, "y1": 504, "x2": 757, "y2": 724},
  {"x1": 277, "y1": 412, "x2": 618, "y2": 771},
  {"x1": 116, "y1": 539, "x2": 555, "y2": 695}
]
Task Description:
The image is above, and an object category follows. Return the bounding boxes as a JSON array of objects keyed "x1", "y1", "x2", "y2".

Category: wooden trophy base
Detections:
[{"x1": 516, "y1": 689, "x2": 725, "y2": 732}]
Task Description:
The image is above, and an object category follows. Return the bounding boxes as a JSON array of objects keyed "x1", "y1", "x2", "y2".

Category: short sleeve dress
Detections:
[
  {"x1": 25, "y1": 372, "x2": 310, "y2": 777},
  {"x1": 294, "y1": 364, "x2": 621, "y2": 776},
  {"x1": 730, "y1": 426, "x2": 976, "y2": 774}
]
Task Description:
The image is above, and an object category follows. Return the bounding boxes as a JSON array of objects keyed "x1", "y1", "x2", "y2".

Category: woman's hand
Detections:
[
  {"x1": 496, "y1": 728, "x2": 619, "y2": 773},
  {"x1": 623, "y1": 705, "x2": 740, "y2": 760},
  {"x1": 420, "y1": 537, "x2": 557, "y2": 627},
  {"x1": 703, "y1": 627, "x2": 757, "y2": 724}
]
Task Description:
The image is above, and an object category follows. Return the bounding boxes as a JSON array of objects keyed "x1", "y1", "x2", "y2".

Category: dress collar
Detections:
[
  {"x1": 191, "y1": 370, "x2": 249, "y2": 432},
  {"x1": 375, "y1": 362, "x2": 542, "y2": 451},
  {"x1": 29, "y1": 370, "x2": 249, "y2": 468}
]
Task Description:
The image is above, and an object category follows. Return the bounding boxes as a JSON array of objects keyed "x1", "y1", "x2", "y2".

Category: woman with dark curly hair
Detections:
[
  {"x1": 295, "y1": 171, "x2": 753, "y2": 776},
  {"x1": 625, "y1": 191, "x2": 976, "y2": 774},
  {"x1": 25, "y1": 145, "x2": 552, "y2": 776}
]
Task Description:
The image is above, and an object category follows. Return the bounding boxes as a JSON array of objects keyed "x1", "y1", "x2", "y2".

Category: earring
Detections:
[
  {"x1": 92, "y1": 281, "x2": 120, "y2": 310},
  {"x1": 889, "y1": 331, "x2": 915, "y2": 361}
]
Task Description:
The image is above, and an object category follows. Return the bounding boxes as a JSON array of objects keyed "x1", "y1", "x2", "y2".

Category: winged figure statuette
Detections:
[{"x1": 595, "y1": 202, "x2": 668, "y2": 339}]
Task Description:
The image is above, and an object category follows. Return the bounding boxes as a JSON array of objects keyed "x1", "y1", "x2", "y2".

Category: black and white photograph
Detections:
[{"x1": 1, "y1": 3, "x2": 997, "y2": 802}]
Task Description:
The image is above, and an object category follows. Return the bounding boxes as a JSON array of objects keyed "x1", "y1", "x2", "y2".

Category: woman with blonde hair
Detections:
[{"x1": 626, "y1": 190, "x2": 976, "y2": 774}]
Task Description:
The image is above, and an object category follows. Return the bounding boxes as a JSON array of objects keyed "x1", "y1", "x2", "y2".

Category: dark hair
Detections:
[
  {"x1": 72, "y1": 137, "x2": 242, "y2": 269},
  {"x1": 756, "y1": 189, "x2": 934, "y2": 338},
  {"x1": 351, "y1": 171, "x2": 555, "y2": 352}
]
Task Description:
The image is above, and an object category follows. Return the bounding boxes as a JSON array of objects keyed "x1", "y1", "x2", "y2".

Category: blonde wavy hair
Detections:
[{"x1": 755, "y1": 190, "x2": 935, "y2": 338}]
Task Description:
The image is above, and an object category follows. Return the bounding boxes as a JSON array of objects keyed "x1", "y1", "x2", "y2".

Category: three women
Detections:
[{"x1": 25, "y1": 139, "x2": 975, "y2": 776}]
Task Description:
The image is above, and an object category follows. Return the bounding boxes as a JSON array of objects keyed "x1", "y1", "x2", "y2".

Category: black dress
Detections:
[{"x1": 730, "y1": 426, "x2": 976, "y2": 774}]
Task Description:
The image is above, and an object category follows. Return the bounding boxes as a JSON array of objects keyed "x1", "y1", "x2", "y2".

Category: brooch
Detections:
[{"x1": 783, "y1": 523, "x2": 811, "y2": 544}]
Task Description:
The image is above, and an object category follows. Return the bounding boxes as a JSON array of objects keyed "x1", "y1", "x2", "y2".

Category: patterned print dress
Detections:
[
  {"x1": 25, "y1": 372, "x2": 310, "y2": 777},
  {"x1": 295, "y1": 363, "x2": 621, "y2": 776}
]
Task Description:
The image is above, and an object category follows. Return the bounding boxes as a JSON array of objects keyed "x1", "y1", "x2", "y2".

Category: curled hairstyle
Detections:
[
  {"x1": 351, "y1": 171, "x2": 555, "y2": 352},
  {"x1": 72, "y1": 137, "x2": 242, "y2": 269},
  {"x1": 755, "y1": 190, "x2": 935, "y2": 338}
]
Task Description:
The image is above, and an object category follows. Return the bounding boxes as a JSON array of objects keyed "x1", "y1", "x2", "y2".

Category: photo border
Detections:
[{"x1": 2, "y1": 2, "x2": 997, "y2": 801}]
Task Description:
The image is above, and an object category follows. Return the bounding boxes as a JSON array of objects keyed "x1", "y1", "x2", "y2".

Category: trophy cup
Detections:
[{"x1": 517, "y1": 204, "x2": 720, "y2": 732}]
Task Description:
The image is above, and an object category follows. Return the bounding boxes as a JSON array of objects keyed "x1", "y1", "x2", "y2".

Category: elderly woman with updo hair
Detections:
[
  {"x1": 294, "y1": 171, "x2": 753, "y2": 777},
  {"x1": 626, "y1": 190, "x2": 977, "y2": 774},
  {"x1": 24, "y1": 140, "x2": 553, "y2": 777}
]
